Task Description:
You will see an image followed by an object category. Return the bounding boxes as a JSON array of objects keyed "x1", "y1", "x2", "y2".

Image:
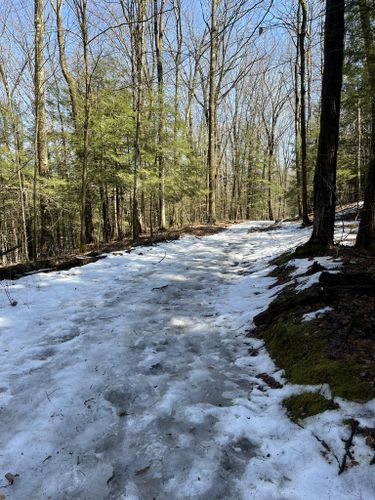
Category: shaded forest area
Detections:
[{"x1": 0, "y1": 0, "x2": 374, "y2": 264}]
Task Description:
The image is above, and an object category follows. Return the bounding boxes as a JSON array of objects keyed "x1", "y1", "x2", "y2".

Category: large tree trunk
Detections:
[
  {"x1": 294, "y1": 2, "x2": 302, "y2": 219},
  {"x1": 132, "y1": 0, "x2": 145, "y2": 239},
  {"x1": 356, "y1": 101, "x2": 362, "y2": 205},
  {"x1": 309, "y1": 0, "x2": 345, "y2": 247},
  {"x1": 34, "y1": 0, "x2": 49, "y2": 258},
  {"x1": 299, "y1": 0, "x2": 311, "y2": 226},
  {"x1": 76, "y1": 0, "x2": 93, "y2": 251},
  {"x1": 34, "y1": 0, "x2": 48, "y2": 177},
  {"x1": 208, "y1": 0, "x2": 218, "y2": 223},
  {"x1": 267, "y1": 142, "x2": 274, "y2": 221},
  {"x1": 356, "y1": 0, "x2": 375, "y2": 251},
  {"x1": 154, "y1": 0, "x2": 166, "y2": 230},
  {"x1": 55, "y1": 0, "x2": 94, "y2": 249}
]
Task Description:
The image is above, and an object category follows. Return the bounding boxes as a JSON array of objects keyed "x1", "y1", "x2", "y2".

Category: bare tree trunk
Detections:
[
  {"x1": 154, "y1": 0, "x2": 166, "y2": 230},
  {"x1": 100, "y1": 184, "x2": 111, "y2": 242},
  {"x1": 357, "y1": 101, "x2": 362, "y2": 205},
  {"x1": 53, "y1": 0, "x2": 79, "y2": 130},
  {"x1": 55, "y1": 0, "x2": 94, "y2": 250},
  {"x1": 34, "y1": 0, "x2": 49, "y2": 258},
  {"x1": 173, "y1": 0, "x2": 182, "y2": 140},
  {"x1": 309, "y1": 0, "x2": 345, "y2": 247},
  {"x1": 294, "y1": 2, "x2": 302, "y2": 218},
  {"x1": 307, "y1": 0, "x2": 314, "y2": 133},
  {"x1": 75, "y1": 0, "x2": 92, "y2": 251},
  {"x1": 356, "y1": 0, "x2": 375, "y2": 250},
  {"x1": 267, "y1": 143, "x2": 274, "y2": 221},
  {"x1": 299, "y1": 0, "x2": 311, "y2": 226},
  {"x1": 132, "y1": 0, "x2": 145, "y2": 239},
  {"x1": 208, "y1": 0, "x2": 218, "y2": 223},
  {"x1": 34, "y1": 0, "x2": 48, "y2": 177}
]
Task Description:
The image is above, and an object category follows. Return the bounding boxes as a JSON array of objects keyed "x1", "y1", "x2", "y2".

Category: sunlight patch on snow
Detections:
[
  {"x1": 334, "y1": 220, "x2": 359, "y2": 246},
  {"x1": 169, "y1": 316, "x2": 196, "y2": 329},
  {"x1": 0, "y1": 316, "x2": 11, "y2": 327}
]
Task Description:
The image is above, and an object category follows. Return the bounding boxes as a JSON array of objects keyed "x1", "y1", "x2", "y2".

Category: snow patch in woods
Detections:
[
  {"x1": 335, "y1": 217, "x2": 360, "y2": 246},
  {"x1": 0, "y1": 220, "x2": 373, "y2": 499},
  {"x1": 303, "y1": 307, "x2": 334, "y2": 322},
  {"x1": 287, "y1": 256, "x2": 342, "y2": 292},
  {"x1": 288, "y1": 256, "x2": 342, "y2": 278}
]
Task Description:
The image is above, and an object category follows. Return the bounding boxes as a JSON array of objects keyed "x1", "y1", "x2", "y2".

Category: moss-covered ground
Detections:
[
  {"x1": 283, "y1": 392, "x2": 338, "y2": 421},
  {"x1": 263, "y1": 314, "x2": 374, "y2": 402},
  {"x1": 254, "y1": 246, "x2": 375, "y2": 420}
]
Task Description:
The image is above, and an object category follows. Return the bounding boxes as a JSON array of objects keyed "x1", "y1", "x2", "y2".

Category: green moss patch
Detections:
[
  {"x1": 262, "y1": 315, "x2": 374, "y2": 401},
  {"x1": 283, "y1": 392, "x2": 337, "y2": 421}
]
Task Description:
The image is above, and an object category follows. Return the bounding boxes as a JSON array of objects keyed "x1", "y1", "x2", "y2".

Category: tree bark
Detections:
[
  {"x1": 34, "y1": 0, "x2": 48, "y2": 177},
  {"x1": 356, "y1": 101, "x2": 362, "y2": 205},
  {"x1": 154, "y1": 0, "x2": 166, "y2": 230},
  {"x1": 356, "y1": 0, "x2": 375, "y2": 251},
  {"x1": 55, "y1": 0, "x2": 94, "y2": 249},
  {"x1": 267, "y1": 142, "x2": 274, "y2": 221},
  {"x1": 299, "y1": 0, "x2": 311, "y2": 226},
  {"x1": 309, "y1": 0, "x2": 345, "y2": 247},
  {"x1": 75, "y1": 0, "x2": 92, "y2": 251},
  {"x1": 208, "y1": 0, "x2": 218, "y2": 223},
  {"x1": 53, "y1": 0, "x2": 79, "y2": 130},
  {"x1": 34, "y1": 0, "x2": 49, "y2": 257},
  {"x1": 294, "y1": 2, "x2": 302, "y2": 218},
  {"x1": 132, "y1": 0, "x2": 145, "y2": 239}
]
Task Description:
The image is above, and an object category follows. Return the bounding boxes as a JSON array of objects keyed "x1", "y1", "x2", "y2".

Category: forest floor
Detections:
[{"x1": 0, "y1": 217, "x2": 374, "y2": 499}]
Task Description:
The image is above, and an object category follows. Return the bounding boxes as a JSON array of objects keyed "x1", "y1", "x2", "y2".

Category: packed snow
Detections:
[{"x1": 0, "y1": 221, "x2": 374, "y2": 499}]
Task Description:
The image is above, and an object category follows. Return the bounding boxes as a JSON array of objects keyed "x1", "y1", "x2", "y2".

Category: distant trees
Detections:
[{"x1": 2, "y1": 0, "x2": 375, "y2": 264}]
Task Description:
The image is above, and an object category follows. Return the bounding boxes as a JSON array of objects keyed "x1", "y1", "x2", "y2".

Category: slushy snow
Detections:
[{"x1": 0, "y1": 221, "x2": 374, "y2": 499}]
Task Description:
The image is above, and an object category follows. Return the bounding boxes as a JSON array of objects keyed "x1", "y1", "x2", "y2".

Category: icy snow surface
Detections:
[{"x1": 0, "y1": 221, "x2": 374, "y2": 499}]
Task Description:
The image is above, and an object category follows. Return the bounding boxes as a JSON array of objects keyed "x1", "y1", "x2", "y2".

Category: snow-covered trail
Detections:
[{"x1": 0, "y1": 222, "x2": 374, "y2": 500}]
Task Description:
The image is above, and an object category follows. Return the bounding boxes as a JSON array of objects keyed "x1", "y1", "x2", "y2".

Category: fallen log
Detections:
[{"x1": 0, "y1": 254, "x2": 107, "y2": 281}]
